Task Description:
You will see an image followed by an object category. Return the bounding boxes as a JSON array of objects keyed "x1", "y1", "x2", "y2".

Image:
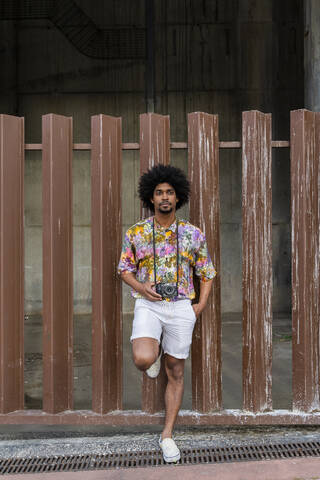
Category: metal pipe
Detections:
[{"x1": 145, "y1": 0, "x2": 155, "y2": 112}]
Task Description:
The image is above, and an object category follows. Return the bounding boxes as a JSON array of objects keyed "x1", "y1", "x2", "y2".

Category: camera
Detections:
[{"x1": 155, "y1": 283, "x2": 178, "y2": 299}]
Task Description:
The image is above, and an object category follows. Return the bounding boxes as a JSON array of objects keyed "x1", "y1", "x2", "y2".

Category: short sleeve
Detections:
[
  {"x1": 194, "y1": 230, "x2": 217, "y2": 281},
  {"x1": 117, "y1": 229, "x2": 137, "y2": 274}
]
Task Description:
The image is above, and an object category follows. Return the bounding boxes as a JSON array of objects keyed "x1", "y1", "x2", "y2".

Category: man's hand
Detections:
[
  {"x1": 140, "y1": 281, "x2": 163, "y2": 301},
  {"x1": 191, "y1": 278, "x2": 214, "y2": 318},
  {"x1": 120, "y1": 272, "x2": 162, "y2": 302},
  {"x1": 192, "y1": 303, "x2": 205, "y2": 318}
]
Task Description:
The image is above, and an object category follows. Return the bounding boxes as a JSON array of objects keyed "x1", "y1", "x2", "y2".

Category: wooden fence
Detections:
[{"x1": 0, "y1": 109, "x2": 319, "y2": 425}]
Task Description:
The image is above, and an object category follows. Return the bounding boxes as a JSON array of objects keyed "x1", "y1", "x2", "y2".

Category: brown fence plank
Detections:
[
  {"x1": 291, "y1": 109, "x2": 320, "y2": 411},
  {"x1": 91, "y1": 115, "x2": 122, "y2": 413},
  {"x1": 140, "y1": 113, "x2": 170, "y2": 414},
  {"x1": 242, "y1": 110, "x2": 273, "y2": 413},
  {"x1": 24, "y1": 141, "x2": 290, "y2": 151},
  {"x1": 42, "y1": 114, "x2": 73, "y2": 413},
  {"x1": 4, "y1": 409, "x2": 320, "y2": 425},
  {"x1": 188, "y1": 112, "x2": 222, "y2": 412},
  {"x1": 0, "y1": 115, "x2": 24, "y2": 413}
]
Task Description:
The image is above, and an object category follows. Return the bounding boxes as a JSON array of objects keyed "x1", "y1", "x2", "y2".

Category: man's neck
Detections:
[{"x1": 154, "y1": 211, "x2": 176, "y2": 228}]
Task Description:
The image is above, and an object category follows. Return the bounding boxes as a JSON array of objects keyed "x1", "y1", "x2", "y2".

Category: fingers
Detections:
[
  {"x1": 192, "y1": 303, "x2": 199, "y2": 317},
  {"x1": 145, "y1": 293, "x2": 162, "y2": 301},
  {"x1": 143, "y1": 282, "x2": 162, "y2": 300},
  {"x1": 192, "y1": 304, "x2": 203, "y2": 318},
  {"x1": 147, "y1": 288, "x2": 162, "y2": 300}
]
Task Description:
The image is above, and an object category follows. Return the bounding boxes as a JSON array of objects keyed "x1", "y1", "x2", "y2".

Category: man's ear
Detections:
[{"x1": 150, "y1": 198, "x2": 154, "y2": 204}]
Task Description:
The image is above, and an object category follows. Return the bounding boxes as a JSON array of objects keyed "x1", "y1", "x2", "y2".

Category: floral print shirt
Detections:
[{"x1": 118, "y1": 217, "x2": 217, "y2": 301}]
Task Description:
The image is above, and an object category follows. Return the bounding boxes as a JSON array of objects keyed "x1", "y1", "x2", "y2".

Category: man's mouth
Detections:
[{"x1": 160, "y1": 202, "x2": 170, "y2": 206}]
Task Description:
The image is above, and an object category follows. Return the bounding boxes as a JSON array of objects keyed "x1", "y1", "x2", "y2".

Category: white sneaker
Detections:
[
  {"x1": 145, "y1": 347, "x2": 162, "y2": 378},
  {"x1": 159, "y1": 436, "x2": 181, "y2": 463}
]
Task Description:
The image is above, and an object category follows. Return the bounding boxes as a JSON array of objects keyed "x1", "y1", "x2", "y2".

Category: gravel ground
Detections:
[{"x1": 1, "y1": 426, "x2": 320, "y2": 460}]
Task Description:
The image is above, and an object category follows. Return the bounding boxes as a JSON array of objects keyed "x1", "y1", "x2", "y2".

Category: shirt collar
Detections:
[{"x1": 152, "y1": 216, "x2": 177, "y2": 232}]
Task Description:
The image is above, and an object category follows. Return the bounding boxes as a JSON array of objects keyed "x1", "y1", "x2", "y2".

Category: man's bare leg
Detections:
[
  {"x1": 161, "y1": 354, "x2": 185, "y2": 439},
  {"x1": 132, "y1": 337, "x2": 160, "y2": 371},
  {"x1": 132, "y1": 343, "x2": 184, "y2": 439}
]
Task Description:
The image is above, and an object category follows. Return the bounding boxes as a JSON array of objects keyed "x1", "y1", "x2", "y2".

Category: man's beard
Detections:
[{"x1": 159, "y1": 205, "x2": 173, "y2": 214}]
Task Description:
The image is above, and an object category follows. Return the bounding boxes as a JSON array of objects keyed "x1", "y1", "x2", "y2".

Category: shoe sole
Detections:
[
  {"x1": 146, "y1": 349, "x2": 162, "y2": 378},
  {"x1": 146, "y1": 369, "x2": 160, "y2": 378},
  {"x1": 159, "y1": 439, "x2": 181, "y2": 463},
  {"x1": 163, "y1": 453, "x2": 180, "y2": 463}
]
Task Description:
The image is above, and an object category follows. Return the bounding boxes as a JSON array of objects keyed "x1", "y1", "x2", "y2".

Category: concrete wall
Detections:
[
  {"x1": 0, "y1": 0, "x2": 304, "y2": 314},
  {"x1": 304, "y1": 0, "x2": 320, "y2": 111}
]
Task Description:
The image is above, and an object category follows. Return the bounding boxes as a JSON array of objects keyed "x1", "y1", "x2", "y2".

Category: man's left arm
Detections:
[
  {"x1": 193, "y1": 229, "x2": 217, "y2": 318},
  {"x1": 192, "y1": 279, "x2": 213, "y2": 318}
]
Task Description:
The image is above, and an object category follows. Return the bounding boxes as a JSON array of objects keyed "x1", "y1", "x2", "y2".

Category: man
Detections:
[{"x1": 118, "y1": 164, "x2": 217, "y2": 463}]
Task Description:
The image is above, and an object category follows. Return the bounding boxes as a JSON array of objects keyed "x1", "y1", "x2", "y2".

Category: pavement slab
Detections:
[{"x1": 3, "y1": 457, "x2": 320, "y2": 480}]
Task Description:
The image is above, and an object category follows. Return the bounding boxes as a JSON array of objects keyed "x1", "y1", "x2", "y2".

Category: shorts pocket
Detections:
[{"x1": 189, "y1": 303, "x2": 197, "y2": 321}]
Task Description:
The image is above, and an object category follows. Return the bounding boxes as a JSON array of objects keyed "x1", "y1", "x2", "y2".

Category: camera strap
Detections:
[{"x1": 152, "y1": 217, "x2": 179, "y2": 290}]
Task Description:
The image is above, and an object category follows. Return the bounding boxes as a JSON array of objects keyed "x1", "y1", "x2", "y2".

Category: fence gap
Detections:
[
  {"x1": 291, "y1": 109, "x2": 320, "y2": 412},
  {"x1": 0, "y1": 115, "x2": 24, "y2": 413},
  {"x1": 140, "y1": 113, "x2": 170, "y2": 414},
  {"x1": 91, "y1": 115, "x2": 122, "y2": 413},
  {"x1": 42, "y1": 114, "x2": 73, "y2": 413},
  {"x1": 188, "y1": 112, "x2": 222, "y2": 412},
  {"x1": 242, "y1": 110, "x2": 273, "y2": 412},
  {"x1": 140, "y1": 113, "x2": 170, "y2": 218}
]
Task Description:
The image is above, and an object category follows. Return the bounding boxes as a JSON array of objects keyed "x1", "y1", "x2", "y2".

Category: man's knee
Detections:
[
  {"x1": 133, "y1": 352, "x2": 156, "y2": 371},
  {"x1": 165, "y1": 356, "x2": 185, "y2": 382},
  {"x1": 132, "y1": 338, "x2": 159, "y2": 371}
]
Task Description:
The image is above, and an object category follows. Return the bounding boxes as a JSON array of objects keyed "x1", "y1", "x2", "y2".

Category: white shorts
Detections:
[{"x1": 130, "y1": 298, "x2": 197, "y2": 359}]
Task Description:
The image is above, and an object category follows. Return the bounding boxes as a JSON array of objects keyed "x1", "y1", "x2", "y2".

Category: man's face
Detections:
[{"x1": 151, "y1": 182, "x2": 178, "y2": 214}]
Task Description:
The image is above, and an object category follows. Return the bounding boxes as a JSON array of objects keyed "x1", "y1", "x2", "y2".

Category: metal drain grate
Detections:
[{"x1": 1, "y1": 441, "x2": 320, "y2": 475}]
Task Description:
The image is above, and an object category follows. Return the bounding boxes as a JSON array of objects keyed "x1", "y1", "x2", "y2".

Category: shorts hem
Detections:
[
  {"x1": 163, "y1": 350, "x2": 189, "y2": 359},
  {"x1": 130, "y1": 334, "x2": 160, "y2": 344}
]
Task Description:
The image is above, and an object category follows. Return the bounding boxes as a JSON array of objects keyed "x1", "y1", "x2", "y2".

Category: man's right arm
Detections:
[{"x1": 120, "y1": 272, "x2": 162, "y2": 302}]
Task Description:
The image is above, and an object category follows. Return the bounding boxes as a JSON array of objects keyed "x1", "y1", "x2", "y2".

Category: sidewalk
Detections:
[
  {"x1": 3, "y1": 457, "x2": 320, "y2": 480},
  {"x1": 1, "y1": 426, "x2": 320, "y2": 480}
]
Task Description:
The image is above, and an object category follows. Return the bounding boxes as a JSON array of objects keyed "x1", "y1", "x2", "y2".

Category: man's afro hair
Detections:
[{"x1": 138, "y1": 164, "x2": 190, "y2": 212}]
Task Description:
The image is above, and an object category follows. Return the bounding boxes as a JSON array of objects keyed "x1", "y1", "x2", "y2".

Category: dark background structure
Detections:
[{"x1": 0, "y1": 0, "x2": 309, "y2": 316}]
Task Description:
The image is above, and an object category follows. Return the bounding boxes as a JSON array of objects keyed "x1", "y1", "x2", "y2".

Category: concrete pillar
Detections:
[{"x1": 304, "y1": 0, "x2": 320, "y2": 110}]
